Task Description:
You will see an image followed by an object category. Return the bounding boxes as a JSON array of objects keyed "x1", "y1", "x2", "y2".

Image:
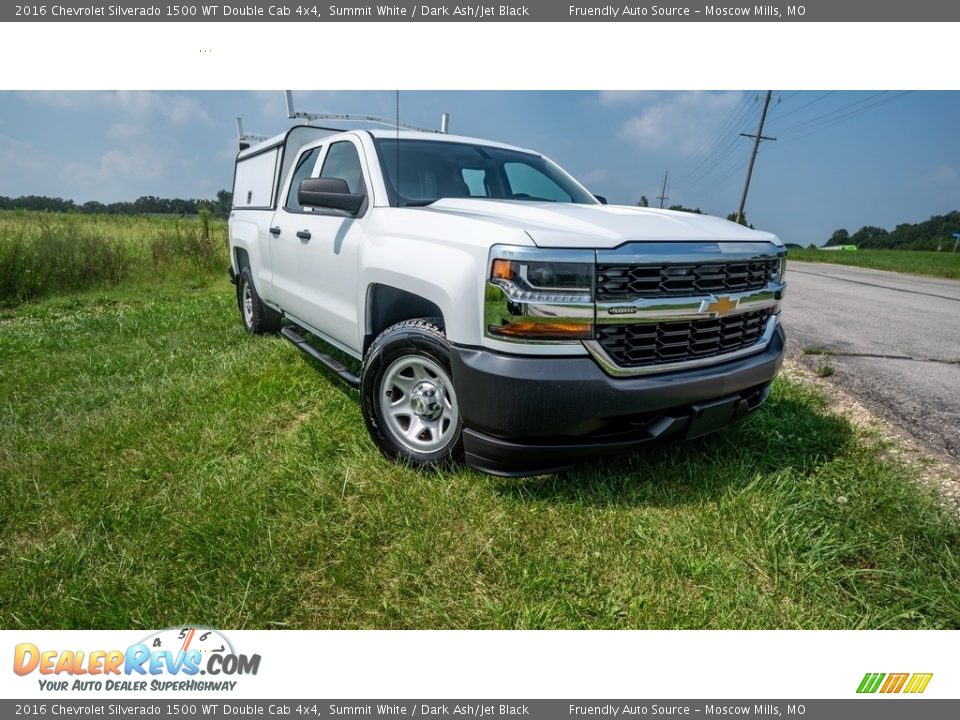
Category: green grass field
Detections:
[
  {"x1": 2, "y1": 213, "x2": 960, "y2": 629},
  {"x1": 787, "y1": 248, "x2": 960, "y2": 280}
]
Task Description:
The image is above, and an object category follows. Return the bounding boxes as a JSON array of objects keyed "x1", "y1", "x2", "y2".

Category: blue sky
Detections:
[{"x1": 1, "y1": 90, "x2": 957, "y2": 246}]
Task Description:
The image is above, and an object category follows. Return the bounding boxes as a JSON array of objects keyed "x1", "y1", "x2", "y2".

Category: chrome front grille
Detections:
[
  {"x1": 586, "y1": 242, "x2": 786, "y2": 377},
  {"x1": 595, "y1": 258, "x2": 779, "y2": 299},
  {"x1": 595, "y1": 309, "x2": 772, "y2": 369}
]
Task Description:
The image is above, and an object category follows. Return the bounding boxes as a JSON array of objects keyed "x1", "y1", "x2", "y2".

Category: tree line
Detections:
[
  {"x1": 827, "y1": 210, "x2": 960, "y2": 251},
  {"x1": 0, "y1": 190, "x2": 233, "y2": 219}
]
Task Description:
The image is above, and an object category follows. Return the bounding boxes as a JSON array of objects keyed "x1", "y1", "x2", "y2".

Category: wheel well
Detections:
[
  {"x1": 365, "y1": 284, "x2": 444, "y2": 354},
  {"x1": 234, "y1": 247, "x2": 251, "y2": 273}
]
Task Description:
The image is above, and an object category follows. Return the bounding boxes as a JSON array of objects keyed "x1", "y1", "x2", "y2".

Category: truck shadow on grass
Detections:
[
  {"x1": 488, "y1": 380, "x2": 960, "y2": 629},
  {"x1": 490, "y1": 384, "x2": 859, "y2": 509}
]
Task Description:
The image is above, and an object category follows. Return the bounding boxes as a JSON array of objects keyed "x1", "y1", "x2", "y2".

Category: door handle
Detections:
[
  {"x1": 269, "y1": 226, "x2": 281, "y2": 236},
  {"x1": 296, "y1": 230, "x2": 312, "y2": 241}
]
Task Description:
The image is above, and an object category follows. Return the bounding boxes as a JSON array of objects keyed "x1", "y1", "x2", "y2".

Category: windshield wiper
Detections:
[{"x1": 400, "y1": 200, "x2": 437, "y2": 207}]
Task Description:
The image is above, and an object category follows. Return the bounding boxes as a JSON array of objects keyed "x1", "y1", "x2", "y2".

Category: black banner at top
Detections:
[{"x1": 5, "y1": 0, "x2": 960, "y2": 22}]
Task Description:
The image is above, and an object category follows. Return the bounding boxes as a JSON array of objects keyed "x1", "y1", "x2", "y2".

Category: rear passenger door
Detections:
[{"x1": 269, "y1": 144, "x2": 323, "y2": 319}]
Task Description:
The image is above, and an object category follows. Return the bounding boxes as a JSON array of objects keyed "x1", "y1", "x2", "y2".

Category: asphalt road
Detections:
[{"x1": 782, "y1": 261, "x2": 960, "y2": 461}]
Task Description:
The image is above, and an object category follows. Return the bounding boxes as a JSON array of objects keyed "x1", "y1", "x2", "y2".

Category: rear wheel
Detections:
[
  {"x1": 360, "y1": 319, "x2": 464, "y2": 468},
  {"x1": 237, "y1": 268, "x2": 281, "y2": 334}
]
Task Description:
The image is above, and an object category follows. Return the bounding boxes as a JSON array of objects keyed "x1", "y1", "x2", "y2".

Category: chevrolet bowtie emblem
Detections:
[{"x1": 700, "y1": 295, "x2": 739, "y2": 317}]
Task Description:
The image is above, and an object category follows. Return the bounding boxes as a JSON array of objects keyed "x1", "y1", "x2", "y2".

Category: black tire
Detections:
[
  {"x1": 237, "y1": 268, "x2": 281, "y2": 335},
  {"x1": 360, "y1": 319, "x2": 464, "y2": 469}
]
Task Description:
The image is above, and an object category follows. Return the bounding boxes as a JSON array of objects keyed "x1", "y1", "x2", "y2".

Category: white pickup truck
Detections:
[{"x1": 228, "y1": 123, "x2": 786, "y2": 476}]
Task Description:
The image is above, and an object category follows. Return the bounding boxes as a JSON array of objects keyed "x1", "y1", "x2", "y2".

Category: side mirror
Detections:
[
  {"x1": 298, "y1": 178, "x2": 365, "y2": 215},
  {"x1": 594, "y1": 194, "x2": 608, "y2": 205}
]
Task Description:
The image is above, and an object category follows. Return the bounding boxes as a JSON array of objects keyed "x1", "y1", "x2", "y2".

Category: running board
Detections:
[{"x1": 280, "y1": 325, "x2": 360, "y2": 388}]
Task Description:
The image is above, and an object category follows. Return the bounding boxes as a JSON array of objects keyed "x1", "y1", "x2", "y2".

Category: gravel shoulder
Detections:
[{"x1": 783, "y1": 359, "x2": 960, "y2": 512}]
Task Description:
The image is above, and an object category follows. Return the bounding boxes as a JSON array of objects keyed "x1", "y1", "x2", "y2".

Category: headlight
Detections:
[
  {"x1": 485, "y1": 247, "x2": 594, "y2": 342},
  {"x1": 490, "y1": 258, "x2": 593, "y2": 302}
]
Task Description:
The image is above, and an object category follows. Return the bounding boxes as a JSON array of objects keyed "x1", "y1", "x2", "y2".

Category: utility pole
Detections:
[
  {"x1": 953, "y1": 232, "x2": 960, "y2": 252},
  {"x1": 657, "y1": 171, "x2": 670, "y2": 209},
  {"x1": 736, "y1": 90, "x2": 777, "y2": 224}
]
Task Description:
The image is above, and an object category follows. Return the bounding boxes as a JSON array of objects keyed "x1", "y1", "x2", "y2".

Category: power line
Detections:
[
  {"x1": 776, "y1": 92, "x2": 912, "y2": 145},
  {"x1": 672, "y1": 92, "x2": 755, "y2": 180},
  {"x1": 672, "y1": 145, "x2": 769, "y2": 213},
  {"x1": 679, "y1": 134, "x2": 752, "y2": 195},
  {"x1": 677, "y1": 101, "x2": 765, "y2": 194},
  {"x1": 674, "y1": 96, "x2": 761, "y2": 186},
  {"x1": 766, "y1": 90, "x2": 836, "y2": 123},
  {"x1": 676, "y1": 135, "x2": 771, "y2": 208},
  {"x1": 679, "y1": 91, "x2": 913, "y2": 212},
  {"x1": 691, "y1": 149, "x2": 756, "y2": 200},
  {"x1": 693, "y1": 92, "x2": 911, "y2": 194},
  {"x1": 777, "y1": 91, "x2": 803, "y2": 103},
  {"x1": 672, "y1": 91, "x2": 913, "y2": 212},
  {"x1": 775, "y1": 91, "x2": 891, "y2": 135}
]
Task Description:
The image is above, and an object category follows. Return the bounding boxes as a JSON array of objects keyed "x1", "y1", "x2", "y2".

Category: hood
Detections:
[{"x1": 419, "y1": 199, "x2": 780, "y2": 249}]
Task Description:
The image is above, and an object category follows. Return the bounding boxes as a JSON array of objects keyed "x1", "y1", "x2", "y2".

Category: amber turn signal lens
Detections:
[
  {"x1": 491, "y1": 258, "x2": 514, "y2": 280},
  {"x1": 489, "y1": 321, "x2": 592, "y2": 340}
]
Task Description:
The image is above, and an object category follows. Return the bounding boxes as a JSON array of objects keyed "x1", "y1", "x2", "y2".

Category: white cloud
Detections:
[
  {"x1": 99, "y1": 149, "x2": 163, "y2": 179},
  {"x1": 613, "y1": 91, "x2": 745, "y2": 156},
  {"x1": 579, "y1": 168, "x2": 610, "y2": 185},
  {"x1": 255, "y1": 90, "x2": 286, "y2": 119},
  {"x1": 0, "y1": 134, "x2": 42, "y2": 172},
  {"x1": 60, "y1": 144, "x2": 164, "y2": 196},
  {"x1": 597, "y1": 91, "x2": 660, "y2": 106},
  {"x1": 193, "y1": 177, "x2": 222, "y2": 197},
  {"x1": 18, "y1": 91, "x2": 212, "y2": 127},
  {"x1": 14, "y1": 91, "x2": 96, "y2": 109},
  {"x1": 3, "y1": 91, "x2": 232, "y2": 201},
  {"x1": 107, "y1": 123, "x2": 149, "y2": 141},
  {"x1": 217, "y1": 136, "x2": 243, "y2": 162},
  {"x1": 161, "y1": 95, "x2": 213, "y2": 126},
  {"x1": 924, "y1": 164, "x2": 957, "y2": 185}
]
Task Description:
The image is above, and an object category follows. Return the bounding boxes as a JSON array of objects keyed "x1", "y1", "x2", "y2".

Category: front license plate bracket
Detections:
[{"x1": 685, "y1": 395, "x2": 739, "y2": 438}]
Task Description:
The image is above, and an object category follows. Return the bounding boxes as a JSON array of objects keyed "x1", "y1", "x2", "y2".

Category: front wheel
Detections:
[{"x1": 360, "y1": 319, "x2": 464, "y2": 469}]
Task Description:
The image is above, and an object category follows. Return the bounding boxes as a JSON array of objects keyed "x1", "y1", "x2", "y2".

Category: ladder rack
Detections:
[
  {"x1": 235, "y1": 117, "x2": 269, "y2": 150},
  {"x1": 284, "y1": 91, "x2": 447, "y2": 134}
]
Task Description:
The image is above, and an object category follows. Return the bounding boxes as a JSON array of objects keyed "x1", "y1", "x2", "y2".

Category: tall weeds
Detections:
[{"x1": 0, "y1": 211, "x2": 228, "y2": 303}]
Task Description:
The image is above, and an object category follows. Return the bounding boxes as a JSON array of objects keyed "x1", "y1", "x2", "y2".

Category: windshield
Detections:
[{"x1": 374, "y1": 138, "x2": 597, "y2": 207}]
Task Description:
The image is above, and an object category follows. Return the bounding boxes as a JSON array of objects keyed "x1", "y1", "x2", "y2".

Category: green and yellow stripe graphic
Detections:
[{"x1": 857, "y1": 672, "x2": 933, "y2": 694}]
